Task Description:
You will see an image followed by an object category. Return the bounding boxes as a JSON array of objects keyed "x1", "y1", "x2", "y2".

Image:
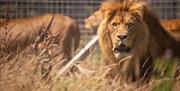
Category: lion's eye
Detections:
[
  {"x1": 111, "y1": 22, "x2": 119, "y2": 27},
  {"x1": 127, "y1": 23, "x2": 134, "y2": 29}
]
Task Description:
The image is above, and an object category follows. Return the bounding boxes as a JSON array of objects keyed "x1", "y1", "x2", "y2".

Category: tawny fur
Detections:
[
  {"x1": 161, "y1": 19, "x2": 180, "y2": 32},
  {"x1": 0, "y1": 13, "x2": 80, "y2": 59},
  {"x1": 84, "y1": 10, "x2": 103, "y2": 30},
  {"x1": 97, "y1": 0, "x2": 180, "y2": 82},
  {"x1": 161, "y1": 19, "x2": 180, "y2": 38}
]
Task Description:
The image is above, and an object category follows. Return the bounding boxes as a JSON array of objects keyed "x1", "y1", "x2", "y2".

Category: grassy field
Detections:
[
  {"x1": 0, "y1": 44, "x2": 180, "y2": 91},
  {"x1": 0, "y1": 25, "x2": 179, "y2": 91}
]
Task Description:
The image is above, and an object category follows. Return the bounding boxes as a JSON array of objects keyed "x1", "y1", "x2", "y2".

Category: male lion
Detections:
[
  {"x1": 97, "y1": 0, "x2": 180, "y2": 82},
  {"x1": 0, "y1": 13, "x2": 80, "y2": 60}
]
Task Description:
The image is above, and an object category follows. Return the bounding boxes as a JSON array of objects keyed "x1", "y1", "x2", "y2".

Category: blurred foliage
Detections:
[
  {"x1": 153, "y1": 57, "x2": 178, "y2": 79},
  {"x1": 152, "y1": 56, "x2": 179, "y2": 91},
  {"x1": 152, "y1": 79, "x2": 175, "y2": 91}
]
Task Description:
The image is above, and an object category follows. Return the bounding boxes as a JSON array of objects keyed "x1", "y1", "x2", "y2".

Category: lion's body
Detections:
[
  {"x1": 0, "y1": 13, "x2": 80, "y2": 59},
  {"x1": 98, "y1": 0, "x2": 180, "y2": 82},
  {"x1": 161, "y1": 19, "x2": 180, "y2": 32},
  {"x1": 84, "y1": 10, "x2": 102, "y2": 31}
]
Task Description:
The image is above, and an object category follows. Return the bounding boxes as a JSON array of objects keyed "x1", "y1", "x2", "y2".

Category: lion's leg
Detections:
[{"x1": 121, "y1": 59, "x2": 136, "y2": 83}]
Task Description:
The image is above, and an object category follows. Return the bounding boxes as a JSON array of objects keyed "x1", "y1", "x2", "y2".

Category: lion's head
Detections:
[{"x1": 99, "y1": 0, "x2": 149, "y2": 60}]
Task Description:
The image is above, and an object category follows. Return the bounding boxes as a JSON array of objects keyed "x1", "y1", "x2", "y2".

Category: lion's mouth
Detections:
[{"x1": 112, "y1": 44, "x2": 131, "y2": 53}]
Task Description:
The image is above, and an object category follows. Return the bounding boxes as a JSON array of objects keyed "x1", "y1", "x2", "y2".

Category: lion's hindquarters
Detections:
[{"x1": 55, "y1": 16, "x2": 80, "y2": 60}]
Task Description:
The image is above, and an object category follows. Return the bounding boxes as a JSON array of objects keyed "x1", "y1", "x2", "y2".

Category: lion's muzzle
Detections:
[
  {"x1": 112, "y1": 43, "x2": 131, "y2": 59},
  {"x1": 112, "y1": 33, "x2": 131, "y2": 54},
  {"x1": 112, "y1": 44, "x2": 131, "y2": 53},
  {"x1": 117, "y1": 34, "x2": 127, "y2": 40}
]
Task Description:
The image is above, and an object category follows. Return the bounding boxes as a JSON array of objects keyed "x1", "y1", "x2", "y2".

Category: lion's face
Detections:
[
  {"x1": 107, "y1": 12, "x2": 137, "y2": 58},
  {"x1": 100, "y1": 0, "x2": 149, "y2": 59}
]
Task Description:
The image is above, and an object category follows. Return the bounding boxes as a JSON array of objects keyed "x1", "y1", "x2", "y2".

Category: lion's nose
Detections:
[{"x1": 117, "y1": 34, "x2": 127, "y2": 40}]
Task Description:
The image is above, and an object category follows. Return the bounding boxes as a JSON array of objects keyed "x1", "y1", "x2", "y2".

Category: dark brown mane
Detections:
[{"x1": 143, "y1": 7, "x2": 180, "y2": 58}]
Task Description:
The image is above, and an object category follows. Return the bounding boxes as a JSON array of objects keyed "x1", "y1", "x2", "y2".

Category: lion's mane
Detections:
[{"x1": 98, "y1": 0, "x2": 180, "y2": 82}]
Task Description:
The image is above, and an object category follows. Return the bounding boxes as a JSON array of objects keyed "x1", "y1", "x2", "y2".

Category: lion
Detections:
[
  {"x1": 161, "y1": 19, "x2": 180, "y2": 38},
  {"x1": 161, "y1": 19, "x2": 180, "y2": 32},
  {"x1": 0, "y1": 13, "x2": 80, "y2": 60},
  {"x1": 97, "y1": 0, "x2": 180, "y2": 82}
]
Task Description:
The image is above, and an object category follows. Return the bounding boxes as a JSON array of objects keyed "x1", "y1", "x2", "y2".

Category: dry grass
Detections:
[
  {"x1": 52, "y1": 48, "x2": 135, "y2": 91},
  {"x1": 0, "y1": 22, "x2": 179, "y2": 91},
  {"x1": 1, "y1": 45, "x2": 179, "y2": 91}
]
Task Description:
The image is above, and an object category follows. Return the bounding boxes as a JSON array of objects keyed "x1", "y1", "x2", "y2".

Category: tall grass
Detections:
[{"x1": 0, "y1": 25, "x2": 179, "y2": 91}]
